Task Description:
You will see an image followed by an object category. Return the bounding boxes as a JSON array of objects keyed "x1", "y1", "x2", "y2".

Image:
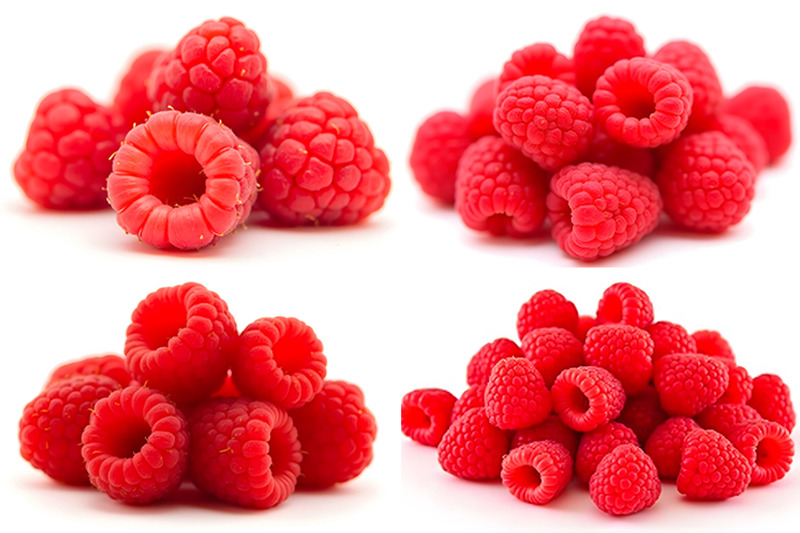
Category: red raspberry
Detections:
[
  {"x1": 695, "y1": 402, "x2": 762, "y2": 438},
  {"x1": 493, "y1": 75, "x2": 594, "y2": 171},
  {"x1": 589, "y1": 444, "x2": 661, "y2": 516},
  {"x1": 582, "y1": 126, "x2": 656, "y2": 177},
  {"x1": 188, "y1": 397, "x2": 301, "y2": 508},
  {"x1": 653, "y1": 353, "x2": 730, "y2": 417},
  {"x1": 147, "y1": 17, "x2": 270, "y2": 143},
  {"x1": 593, "y1": 57, "x2": 693, "y2": 148},
  {"x1": 574, "y1": 314, "x2": 598, "y2": 343},
  {"x1": 401, "y1": 388, "x2": 457, "y2": 446},
  {"x1": 19, "y1": 375, "x2": 120, "y2": 485},
  {"x1": 520, "y1": 327, "x2": 583, "y2": 387},
  {"x1": 106, "y1": 110, "x2": 259, "y2": 250},
  {"x1": 729, "y1": 419, "x2": 794, "y2": 486},
  {"x1": 595, "y1": 282, "x2": 654, "y2": 329},
  {"x1": 484, "y1": 358, "x2": 551, "y2": 430},
  {"x1": 547, "y1": 162, "x2": 662, "y2": 261},
  {"x1": 583, "y1": 324, "x2": 654, "y2": 395},
  {"x1": 437, "y1": 407, "x2": 509, "y2": 481},
  {"x1": 124, "y1": 282, "x2": 238, "y2": 404},
  {"x1": 575, "y1": 421, "x2": 638, "y2": 484},
  {"x1": 657, "y1": 131, "x2": 756, "y2": 233},
  {"x1": 511, "y1": 414, "x2": 580, "y2": 458},
  {"x1": 112, "y1": 48, "x2": 165, "y2": 128},
  {"x1": 44, "y1": 354, "x2": 131, "y2": 389},
  {"x1": 466, "y1": 337, "x2": 523, "y2": 387},
  {"x1": 264, "y1": 74, "x2": 296, "y2": 125},
  {"x1": 645, "y1": 321, "x2": 697, "y2": 362},
  {"x1": 677, "y1": 428, "x2": 752, "y2": 500},
  {"x1": 501, "y1": 440, "x2": 573, "y2": 505},
  {"x1": 748, "y1": 373, "x2": 796, "y2": 432},
  {"x1": 723, "y1": 85, "x2": 792, "y2": 164},
  {"x1": 231, "y1": 317, "x2": 327, "y2": 410},
  {"x1": 573, "y1": 16, "x2": 646, "y2": 98},
  {"x1": 466, "y1": 78, "x2": 499, "y2": 139},
  {"x1": 258, "y1": 91, "x2": 391, "y2": 225},
  {"x1": 451, "y1": 383, "x2": 487, "y2": 424},
  {"x1": 718, "y1": 365, "x2": 754, "y2": 404},
  {"x1": 691, "y1": 329, "x2": 736, "y2": 368},
  {"x1": 615, "y1": 386, "x2": 668, "y2": 445},
  {"x1": 81, "y1": 385, "x2": 189, "y2": 504},
  {"x1": 288, "y1": 380, "x2": 377, "y2": 488},
  {"x1": 455, "y1": 136, "x2": 549, "y2": 238},
  {"x1": 705, "y1": 114, "x2": 769, "y2": 174},
  {"x1": 644, "y1": 416, "x2": 701, "y2": 480},
  {"x1": 516, "y1": 289, "x2": 579, "y2": 340},
  {"x1": 13, "y1": 88, "x2": 125, "y2": 210},
  {"x1": 497, "y1": 43, "x2": 575, "y2": 94},
  {"x1": 551, "y1": 366, "x2": 626, "y2": 432}
]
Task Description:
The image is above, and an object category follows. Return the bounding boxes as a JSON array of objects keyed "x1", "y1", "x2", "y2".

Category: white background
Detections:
[{"x1": 1, "y1": 1, "x2": 798, "y2": 531}]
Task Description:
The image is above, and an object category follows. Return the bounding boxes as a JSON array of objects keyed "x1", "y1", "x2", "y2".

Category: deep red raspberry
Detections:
[
  {"x1": 466, "y1": 78, "x2": 499, "y2": 139},
  {"x1": 401, "y1": 388, "x2": 457, "y2": 446},
  {"x1": 455, "y1": 136, "x2": 549, "y2": 238},
  {"x1": 748, "y1": 373, "x2": 796, "y2": 432},
  {"x1": 497, "y1": 43, "x2": 575, "y2": 94},
  {"x1": 645, "y1": 321, "x2": 697, "y2": 362},
  {"x1": 106, "y1": 109, "x2": 259, "y2": 250},
  {"x1": 516, "y1": 289, "x2": 579, "y2": 340},
  {"x1": 589, "y1": 443, "x2": 660, "y2": 516},
  {"x1": 595, "y1": 282, "x2": 654, "y2": 329},
  {"x1": 677, "y1": 428, "x2": 752, "y2": 500},
  {"x1": 258, "y1": 91, "x2": 391, "y2": 225},
  {"x1": 231, "y1": 317, "x2": 327, "y2": 410},
  {"x1": 615, "y1": 386, "x2": 668, "y2": 445},
  {"x1": 188, "y1": 397, "x2": 301, "y2": 508},
  {"x1": 574, "y1": 315, "x2": 598, "y2": 343},
  {"x1": 547, "y1": 162, "x2": 662, "y2": 261},
  {"x1": 718, "y1": 366, "x2": 754, "y2": 404},
  {"x1": 583, "y1": 324, "x2": 654, "y2": 395},
  {"x1": 112, "y1": 48, "x2": 165, "y2": 128},
  {"x1": 81, "y1": 385, "x2": 189, "y2": 504},
  {"x1": 451, "y1": 383, "x2": 487, "y2": 424},
  {"x1": 657, "y1": 131, "x2": 756, "y2": 233},
  {"x1": 653, "y1": 353, "x2": 730, "y2": 417},
  {"x1": 575, "y1": 421, "x2": 638, "y2": 484},
  {"x1": 723, "y1": 85, "x2": 792, "y2": 164},
  {"x1": 729, "y1": 419, "x2": 794, "y2": 486},
  {"x1": 484, "y1": 358, "x2": 551, "y2": 430},
  {"x1": 511, "y1": 414, "x2": 580, "y2": 458},
  {"x1": 466, "y1": 337, "x2": 523, "y2": 387},
  {"x1": 705, "y1": 114, "x2": 769, "y2": 174},
  {"x1": 691, "y1": 329, "x2": 736, "y2": 368},
  {"x1": 520, "y1": 327, "x2": 583, "y2": 387},
  {"x1": 551, "y1": 366, "x2": 626, "y2": 432},
  {"x1": 437, "y1": 407, "x2": 509, "y2": 480},
  {"x1": 44, "y1": 354, "x2": 131, "y2": 389},
  {"x1": 582, "y1": 126, "x2": 656, "y2": 177},
  {"x1": 289, "y1": 380, "x2": 377, "y2": 488},
  {"x1": 14, "y1": 88, "x2": 125, "y2": 210},
  {"x1": 644, "y1": 416, "x2": 701, "y2": 480},
  {"x1": 501, "y1": 440, "x2": 573, "y2": 505},
  {"x1": 124, "y1": 282, "x2": 238, "y2": 404},
  {"x1": 695, "y1": 403, "x2": 762, "y2": 438},
  {"x1": 493, "y1": 75, "x2": 594, "y2": 171}
]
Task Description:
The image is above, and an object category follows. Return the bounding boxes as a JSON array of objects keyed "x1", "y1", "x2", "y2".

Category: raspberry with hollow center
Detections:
[
  {"x1": 677, "y1": 428, "x2": 752, "y2": 500},
  {"x1": 723, "y1": 85, "x2": 792, "y2": 164},
  {"x1": 583, "y1": 323, "x2": 654, "y2": 395},
  {"x1": 484, "y1": 358, "x2": 551, "y2": 430},
  {"x1": 551, "y1": 365, "x2": 626, "y2": 432},
  {"x1": 501, "y1": 440, "x2": 573, "y2": 505},
  {"x1": 437, "y1": 407, "x2": 509, "y2": 481},
  {"x1": 653, "y1": 353, "x2": 730, "y2": 417},
  {"x1": 595, "y1": 282, "x2": 654, "y2": 329},
  {"x1": 729, "y1": 419, "x2": 794, "y2": 486},
  {"x1": 589, "y1": 443, "x2": 660, "y2": 516},
  {"x1": 466, "y1": 338, "x2": 523, "y2": 387},
  {"x1": 497, "y1": 43, "x2": 575, "y2": 94},
  {"x1": 401, "y1": 388, "x2": 457, "y2": 446}
]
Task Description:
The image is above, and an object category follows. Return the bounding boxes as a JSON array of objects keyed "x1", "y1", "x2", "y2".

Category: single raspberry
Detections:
[
  {"x1": 451, "y1": 384, "x2": 487, "y2": 424},
  {"x1": 493, "y1": 74, "x2": 594, "y2": 171},
  {"x1": 644, "y1": 416, "x2": 701, "y2": 480},
  {"x1": 520, "y1": 327, "x2": 583, "y2": 387},
  {"x1": 691, "y1": 329, "x2": 736, "y2": 368},
  {"x1": 401, "y1": 388, "x2": 458, "y2": 446},
  {"x1": 589, "y1": 443, "x2": 660, "y2": 516},
  {"x1": 516, "y1": 289, "x2": 579, "y2": 340},
  {"x1": 676, "y1": 428, "x2": 752, "y2": 500},
  {"x1": 81, "y1": 385, "x2": 189, "y2": 504},
  {"x1": 497, "y1": 43, "x2": 575, "y2": 94},
  {"x1": 511, "y1": 414, "x2": 580, "y2": 458},
  {"x1": 595, "y1": 282, "x2": 654, "y2": 329},
  {"x1": 748, "y1": 373, "x2": 796, "y2": 432},
  {"x1": 718, "y1": 366, "x2": 754, "y2": 404},
  {"x1": 615, "y1": 386, "x2": 668, "y2": 445},
  {"x1": 653, "y1": 353, "x2": 730, "y2": 417},
  {"x1": 437, "y1": 407, "x2": 509, "y2": 480},
  {"x1": 645, "y1": 321, "x2": 697, "y2": 362},
  {"x1": 106, "y1": 109, "x2": 259, "y2": 250},
  {"x1": 455, "y1": 136, "x2": 549, "y2": 238},
  {"x1": 188, "y1": 397, "x2": 301, "y2": 508},
  {"x1": 19, "y1": 375, "x2": 120, "y2": 485},
  {"x1": 574, "y1": 315, "x2": 598, "y2": 343},
  {"x1": 729, "y1": 419, "x2": 794, "y2": 486},
  {"x1": 258, "y1": 91, "x2": 391, "y2": 225},
  {"x1": 695, "y1": 403, "x2": 762, "y2": 438},
  {"x1": 264, "y1": 74, "x2": 296, "y2": 124},
  {"x1": 288, "y1": 380, "x2": 377, "y2": 488},
  {"x1": 466, "y1": 78, "x2": 499, "y2": 139},
  {"x1": 501, "y1": 440, "x2": 573, "y2": 505},
  {"x1": 547, "y1": 162, "x2": 662, "y2": 261},
  {"x1": 124, "y1": 282, "x2": 238, "y2": 404},
  {"x1": 656, "y1": 131, "x2": 756, "y2": 233},
  {"x1": 551, "y1": 366, "x2": 626, "y2": 432},
  {"x1": 723, "y1": 85, "x2": 792, "y2": 164},
  {"x1": 583, "y1": 323, "x2": 654, "y2": 395},
  {"x1": 582, "y1": 126, "x2": 656, "y2": 177},
  {"x1": 466, "y1": 337, "x2": 523, "y2": 387},
  {"x1": 13, "y1": 88, "x2": 125, "y2": 210},
  {"x1": 575, "y1": 421, "x2": 638, "y2": 484},
  {"x1": 705, "y1": 114, "x2": 769, "y2": 174},
  {"x1": 573, "y1": 16, "x2": 646, "y2": 97},
  {"x1": 231, "y1": 317, "x2": 327, "y2": 410},
  {"x1": 593, "y1": 57, "x2": 693, "y2": 148},
  {"x1": 484, "y1": 358, "x2": 551, "y2": 430},
  {"x1": 112, "y1": 48, "x2": 165, "y2": 128},
  {"x1": 44, "y1": 354, "x2": 131, "y2": 388}
]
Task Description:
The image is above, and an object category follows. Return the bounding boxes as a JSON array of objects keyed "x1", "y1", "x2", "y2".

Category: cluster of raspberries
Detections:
[
  {"x1": 18, "y1": 282, "x2": 377, "y2": 508},
  {"x1": 410, "y1": 15, "x2": 792, "y2": 261},
  {"x1": 13, "y1": 16, "x2": 391, "y2": 250},
  {"x1": 401, "y1": 282, "x2": 795, "y2": 515}
]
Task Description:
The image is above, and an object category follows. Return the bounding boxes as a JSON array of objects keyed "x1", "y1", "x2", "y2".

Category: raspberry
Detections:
[
  {"x1": 231, "y1": 317, "x2": 327, "y2": 410},
  {"x1": 466, "y1": 338, "x2": 523, "y2": 386},
  {"x1": 493, "y1": 75, "x2": 594, "y2": 171},
  {"x1": 575, "y1": 421, "x2": 638, "y2": 484},
  {"x1": 484, "y1": 358, "x2": 551, "y2": 430},
  {"x1": 81, "y1": 385, "x2": 189, "y2": 504},
  {"x1": 258, "y1": 91, "x2": 391, "y2": 225},
  {"x1": 748, "y1": 373, "x2": 796, "y2": 432},
  {"x1": 583, "y1": 323, "x2": 654, "y2": 395},
  {"x1": 466, "y1": 78, "x2": 499, "y2": 139},
  {"x1": 595, "y1": 282, "x2": 654, "y2": 329},
  {"x1": 112, "y1": 48, "x2": 165, "y2": 128},
  {"x1": 451, "y1": 384, "x2": 487, "y2": 424},
  {"x1": 589, "y1": 444, "x2": 660, "y2": 516},
  {"x1": 615, "y1": 386, "x2": 668, "y2": 445},
  {"x1": 705, "y1": 114, "x2": 769, "y2": 174},
  {"x1": 718, "y1": 366, "x2": 754, "y2": 404},
  {"x1": 645, "y1": 321, "x2": 697, "y2": 362},
  {"x1": 551, "y1": 366, "x2": 626, "y2": 432},
  {"x1": 582, "y1": 126, "x2": 656, "y2": 177},
  {"x1": 401, "y1": 388, "x2": 457, "y2": 446},
  {"x1": 124, "y1": 282, "x2": 238, "y2": 404},
  {"x1": 188, "y1": 397, "x2": 301, "y2": 508},
  {"x1": 691, "y1": 329, "x2": 736, "y2": 368},
  {"x1": 511, "y1": 414, "x2": 580, "y2": 458},
  {"x1": 106, "y1": 110, "x2": 259, "y2": 250},
  {"x1": 264, "y1": 74, "x2": 296, "y2": 124},
  {"x1": 19, "y1": 375, "x2": 120, "y2": 485},
  {"x1": 644, "y1": 416, "x2": 701, "y2": 480},
  {"x1": 593, "y1": 57, "x2": 693, "y2": 148},
  {"x1": 288, "y1": 380, "x2": 377, "y2": 488},
  {"x1": 656, "y1": 131, "x2": 756, "y2": 233},
  {"x1": 13, "y1": 88, "x2": 125, "y2": 210},
  {"x1": 501, "y1": 440, "x2": 573, "y2": 505},
  {"x1": 44, "y1": 354, "x2": 131, "y2": 388},
  {"x1": 574, "y1": 315, "x2": 598, "y2": 343},
  {"x1": 695, "y1": 402, "x2": 762, "y2": 438},
  {"x1": 520, "y1": 327, "x2": 583, "y2": 387},
  {"x1": 455, "y1": 136, "x2": 549, "y2": 238},
  {"x1": 676, "y1": 428, "x2": 752, "y2": 500},
  {"x1": 437, "y1": 407, "x2": 509, "y2": 481},
  {"x1": 653, "y1": 353, "x2": 730, "y2": 417},
  {"x1": 497, "y1": 43, "x2": 575, "y2": 94},
  {"x1": 723, "y1": 85, "x2": 792, "y2": 164},
  {"x1": 729, "y1": 419, "x2": 794, "y2": 486},
  {"x1": 547, "y1": 162, "x2": 662, "y2": 261},
  {"x1": 516, "y1": 289, "x2": 579, "y2": 340}
]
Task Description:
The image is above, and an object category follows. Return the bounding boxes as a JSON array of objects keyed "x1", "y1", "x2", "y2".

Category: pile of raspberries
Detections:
[
  {"x1": 410, "y1": 15, "x2": 792, "y2": 261},
  {"x1": 18, "y1": 281, "x2": 377, "y2": 508},
  {"x1": 401, "y1": 282, "x2": 795, "y2": 516},
  {"x1": 13, "y1": 16, "x2": 391, "y2": 250}
]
